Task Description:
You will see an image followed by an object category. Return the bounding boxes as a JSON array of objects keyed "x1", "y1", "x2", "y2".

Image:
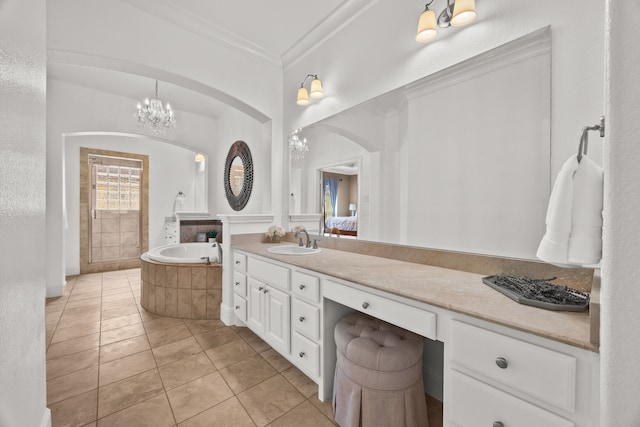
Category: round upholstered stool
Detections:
[{"x1": 332, "y1": 312, "x2": 429, "y2": 427}]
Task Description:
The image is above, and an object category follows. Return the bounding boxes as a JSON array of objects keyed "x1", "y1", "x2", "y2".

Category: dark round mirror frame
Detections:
[{"x1": 224, "y1": 140, "x2": 253, "y2": 211}]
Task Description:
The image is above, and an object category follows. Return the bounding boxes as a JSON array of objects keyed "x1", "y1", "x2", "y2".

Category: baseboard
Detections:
[
  {"x1": 46, "y1": 281, "x2": 66, "y2": 299},
  {"x1": 40, "y1": 408, "x2": 51, "y2": 427},
  {"x1": 219, "y1": 303, "x2": 235, "y2": 326}
]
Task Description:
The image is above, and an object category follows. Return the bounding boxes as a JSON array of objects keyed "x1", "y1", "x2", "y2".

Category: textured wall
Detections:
[
  {"x1": 0, "y1": 0, "x2": 49, "y2": 425},
  {"x1": 601, "y1": 1, "x2": 640, "y2": 424}
]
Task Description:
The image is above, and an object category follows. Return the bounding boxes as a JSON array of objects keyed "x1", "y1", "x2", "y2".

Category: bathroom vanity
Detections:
[{"x1": 231, "y1": 243, "x2": 599, "y2": 427}]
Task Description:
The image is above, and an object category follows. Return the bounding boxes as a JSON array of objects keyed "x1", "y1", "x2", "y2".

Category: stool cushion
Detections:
[{"x1": 333, "y1": 313, "x2": 429, "y2": 427}]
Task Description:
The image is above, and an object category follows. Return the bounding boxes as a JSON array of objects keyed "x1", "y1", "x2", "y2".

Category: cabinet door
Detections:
[
  {"x1": 265, "y1": 286, "x2": 291, "y2": 355},
  {"x1": 247, "y1": 278, "x2": 265, "y2": 335}
]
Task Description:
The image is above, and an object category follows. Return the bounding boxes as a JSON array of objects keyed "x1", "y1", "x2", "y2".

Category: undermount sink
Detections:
[{"x1": 267, "y1": 245, "x2": 321, "y2": 255}]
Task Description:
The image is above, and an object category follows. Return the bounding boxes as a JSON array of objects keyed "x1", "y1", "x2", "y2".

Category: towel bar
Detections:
[{"x1": 577, "y1": 115, "x2": 605, "y2": 163}]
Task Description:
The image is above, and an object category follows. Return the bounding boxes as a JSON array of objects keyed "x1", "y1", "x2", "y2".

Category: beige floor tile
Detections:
[
  {"x1": 68, "y1": 291, "x2": 102, "y2": 301},
  {"x1": 47, "y1": 333, "x2": 100, "y2": 360},
  {"x1": 47, "y1": 347, "x2": 100, "y2": 380},
  {"x1": 183, "y1": 319, "x2": 225, "y2": 335},
  {"x1": 260, "y1": 349, "x2": 293, "y2": 373},
  {"x1": 100, "y1": 322, "x2": 146, "y2": 346},
  {"x1": 49, "y1": 389, "x2": 98, "y2": 427},
  {"x1": 179, "y1": 397, "x2": 256, "y2": 427},
  {"x1": 102, "y1": 293, "x2": 134, "y2": 304},
  {"x1": 237, "y1": 375, "x2": 305, "y2": 427},
  {"x1": 152, "y1": 336, "x2": 203, "y2": 366},
  {"x1": 99, "y1": 335, "x2": 150, "y2": 364},
  {"x1": 99, "y1": 350, "x2": 156, "y2": 385},
  {"x1": 205, "y1": 339, "x2": 257, "y2": 370},
  {"x1": 101, "y1": 298, "x2": 137, "y2": 312},
  {"x1": 309, "y1": 397, "x2": 337, "y2": 424},
  {"x1": 62, "y1": 303, "x2": 102, "y2": 317},
  {"x1": 101, "y1": 284, "x2": 131, "y2": 293},
  {"x1": 97, "y1": 369, "x2": 164, "y2": 419},
  {"x1": 138, "y1": 309, "x2": 165, "y2": 322},
  {"x1": 47, "y1": 365, "x2": 99, "y2": 405},
  {"x1": 46, "y1": 310, "x2": 63, "y2": 323},
  {"x1": 232, "y1": 326, "x2": 258, "y2": 340},
  {"x1": 81, "y1": 422, "x2": 97, "y2": 427},
  {"x1": 167, "y1": 372, "x2": 234, "y2": 423},
  {"x1": 267, "y1": 401, "x2": 335, "y2": 427},
  {"x1": 218, "y1": 355, "x2": 277, "y2": 394},
  {"x1": 158, "y1": 352, "x2": 216, "y2": 390},
  {"x1": 193, "y1": 328, "x2": 240, "y2": 351},
  {"x1": 101, "y1": 304, "x2": 139, "y2": 320},
  {"x1": 52, "y1": 321, "x2": 101, "y2": 344},
  {"x1": 65, "y1": 296, "x2": 101, "y2": 308},
  {"x1": 100, "y1": 313, "x2": 142, "y2": 332},
  {"x1": 244, "y1": 335, "x2": 271, "y2": 353},
  {"x1": 97, "y1": 393, "x2": 175, "y2": 427},
  {"x1": 147, "y1": 324, "x2": 193, "y2": 348},
  {"x1": 57, "y1": 313, "x2": 102, "y2": 330},
  {"x1": 281, "y1": 367, "x2": 317, "y2": 398},
  {"x1": 143, "y1": 316, "x2": 185, "y2": 333}
]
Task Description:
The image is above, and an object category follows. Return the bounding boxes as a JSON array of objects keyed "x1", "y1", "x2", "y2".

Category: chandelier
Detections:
[
  {"x1": 289, "y1": 129, "x2": 309, "y2": 160},
  {"x1": 135, "y1": 80, "x2": 176, "y2": 134}
]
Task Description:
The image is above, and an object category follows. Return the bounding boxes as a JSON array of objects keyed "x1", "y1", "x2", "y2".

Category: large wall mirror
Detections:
[
  {"x1": 224, "y1": 140, "x2": 253, "y2": 211},
  {"x1": 289, "y1": 28, "x2": 552, "y2": 260}
]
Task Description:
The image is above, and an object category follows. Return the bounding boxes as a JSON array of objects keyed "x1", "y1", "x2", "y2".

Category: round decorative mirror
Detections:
[{"x1": 224, "y1": 141, "x2": 253, "y2": 211}]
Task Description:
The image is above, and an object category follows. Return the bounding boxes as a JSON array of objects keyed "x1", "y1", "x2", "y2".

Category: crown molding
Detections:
[
  {"x1": 121, "y1": 0, "x2": 282, "y2": 67},
  {"x1": 282, "y1": 0, "x2": 381, "y2": 71}
]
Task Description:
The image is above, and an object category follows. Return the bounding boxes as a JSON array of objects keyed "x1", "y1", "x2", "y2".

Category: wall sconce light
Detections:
[
  {"x1": 296, "y1": 74, "x2": 323, "y2": 106},
  {"x1": 416, "y1": 0, "x2": 476, "y2": 43}
]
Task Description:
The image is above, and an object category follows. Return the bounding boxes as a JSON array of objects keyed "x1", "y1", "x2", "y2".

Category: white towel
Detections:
[{"x1": 536, "y1": 154, "x2": 603, "y2": 267}]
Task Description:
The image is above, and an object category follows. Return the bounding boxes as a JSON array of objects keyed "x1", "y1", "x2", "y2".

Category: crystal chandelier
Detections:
[
  {"x1": 289, "y1": 129, "x2": 309, "y2": 160},
  {"x1": 135, "y1": 80, "x2": 176, "y2": 134}
]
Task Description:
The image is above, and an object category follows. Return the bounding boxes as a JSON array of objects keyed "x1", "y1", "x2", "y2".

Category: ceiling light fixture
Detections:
[
  {"x1": 296, "y1": 74, "x2": 323, "y2": 106},
  {"x1": 289, "y1": 129, "x2": 309, "y2": 159},
  {"x1": 416, "y1": 0, "x2": 476, "y2": 43},
  {"x1": 135, "y1": 80, "x2": 176, "y2": 134}
]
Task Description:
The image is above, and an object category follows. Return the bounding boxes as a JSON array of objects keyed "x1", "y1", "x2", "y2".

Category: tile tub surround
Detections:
[
  {"x1": 141, "y1": 258, "x2": 222, "y2": 320},
  {"x1": 232, "y1": 241, "x2": 597, "y2": 352},
  {"x1": 45, "y1": 269, "x2": 445, "y2": 426}
]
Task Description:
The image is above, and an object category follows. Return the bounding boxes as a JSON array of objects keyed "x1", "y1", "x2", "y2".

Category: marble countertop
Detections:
[{"x1": 233, "y1": 242, "x2": 596, "y2": 352}]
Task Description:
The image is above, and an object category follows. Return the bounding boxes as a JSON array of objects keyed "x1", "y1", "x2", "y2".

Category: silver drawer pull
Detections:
[
  {"x1": 258, "y1": 286, "x2": 264, "y2": 291},
  {"x1": 299, "y1": 352, "x2": 306, "y2": 358},
  {"x1": 263, "y1": 288, "x2": 269, "y2": 294},
  {"x1": 362, "y1": 301, "x2": 369, "y2": 309},
  {"x1": 493, "y1": 422, "x2": 504, "y2": 427},
  {"x1": 299, "y1": 316, "x2": 305, "y2": 322},
  {"x1": 235, "y1": 260, "x2": 240, "y2": 265},
  {"x1": 235, "y1": 305, "x2": 240, "y2": 310},
  {"x1": 235, "y1": 282, "x2": 240, "y2": 286},
  {"x1": 495, "y1": 357, "x2": 508, "y2": 369},
  {"x1": 299, "y1": 284, "x2": 306, "y2": 290}
]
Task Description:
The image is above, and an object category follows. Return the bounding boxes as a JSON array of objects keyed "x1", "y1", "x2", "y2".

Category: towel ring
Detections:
[{"x1": 577, "y1": 116, "x2": 605, "y2": 163}]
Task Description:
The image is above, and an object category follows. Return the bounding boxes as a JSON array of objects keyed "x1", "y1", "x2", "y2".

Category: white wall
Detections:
[
  {"x1": 0, "y1": 0, "x2": 49, "y2": 426},
  {"x1": 64, "y1": 134, "x2": 202, "y2": 276},
  {"x1": 46, "y1": 79, "x2": 219, "y2": 292},
  {"x1": 601, "y1": 1, "x2": 640, "y2": 424},
  {"x1": 284, "y1": 0, "x2": 604, "y2": 179},
  {"x1": 46, "y1": 0, "x2": 284, "y2": 296}
]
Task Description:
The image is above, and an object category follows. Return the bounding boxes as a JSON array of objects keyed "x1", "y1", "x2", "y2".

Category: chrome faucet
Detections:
[{"x1": 295, "y1": 228, "x2": 310, "y2": 248}]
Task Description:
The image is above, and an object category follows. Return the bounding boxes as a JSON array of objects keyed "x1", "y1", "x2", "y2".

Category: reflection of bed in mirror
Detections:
[{"x1": 325, "y1": 215, "x2": 357, "y2": 236}]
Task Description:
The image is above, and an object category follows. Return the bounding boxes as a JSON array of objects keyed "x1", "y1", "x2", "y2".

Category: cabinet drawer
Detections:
[
  {"x1": 292, "y1": 331, "x2": 320, "y2": 379},
  {"x1": 324, "y1": 280, "x2": 436, "y2": 340},
  {"x1": 234, "y1": 296, "x2": 247, "y2": 323},
  {"x1": 233, "y1": 272, "x2": 247, "y2": 297},
  {"x1": 248, "y1": 257, "x2": 290, "y2": 291},
  {"x1": 233, "y1": 252, "x2": 247, "y2": 272},
  {"x1": 448, "y1": 370, "x2": 574, "y2": 427},
  {"x1": 450, "y1": 321, "x2": 576, "y2": 413},
  {"x1": 291, "y1": 271, "x2": 320, "y2": 303},
  {"x1": 292, "y1": 298, "x2": 320, "y2": 341}
]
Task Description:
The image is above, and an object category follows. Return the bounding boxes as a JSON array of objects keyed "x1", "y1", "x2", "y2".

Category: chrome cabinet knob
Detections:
[
  {"x1": 299, "y1": 284, "x2": 306, "y2": 290},
  {"x1": 362, "y1": 301, "x2": 370, "y2": 309},
  {"x1": 493, "y1": 422, "x2": 504, "y2": 427},
  {"x1": 258, "y1": 286, "x2": 264, "y2": 291},
  {"x1": 495, "y1": 357, "x2": 508, "y2": 369},
  {"x1": 235, "y1": 282, "x2": 240, "y2": 286},
  {"x1": 299, "y1": 316, "x2": 305, "y2": 322},
  {"x1": 299, "y1": 352, "x2": 305, "y2": 358},
  {"x1": 235, "y1": 260, "x2": 240, "y2": 264},
  {"x1": 263, "y1": 288, "x2": 269, "y2": 294},
  {"x1": 235, "y1": 305, "x2": 239, "y2": 310}
]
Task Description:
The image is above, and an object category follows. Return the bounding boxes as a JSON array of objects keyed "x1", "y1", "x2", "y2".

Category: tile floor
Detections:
[{"x1": 45, "y1": 268, "x2": 443, "y2": 427}]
